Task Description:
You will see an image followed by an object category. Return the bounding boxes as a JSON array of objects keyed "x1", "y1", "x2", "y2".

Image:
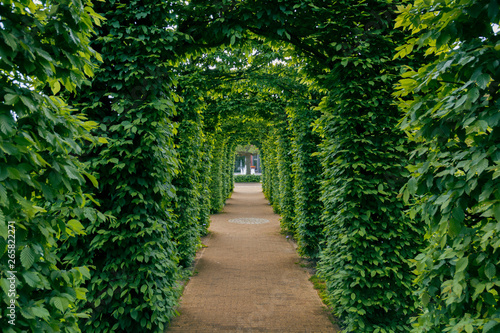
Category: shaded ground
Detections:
[{"x1": 167, "y1": 183, "x2": 339, "y2": 333}]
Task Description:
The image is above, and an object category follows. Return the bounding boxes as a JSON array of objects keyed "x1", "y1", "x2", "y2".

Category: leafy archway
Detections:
[{"x1": 1, "y1": 1, "x2": 499, "y2": 332}]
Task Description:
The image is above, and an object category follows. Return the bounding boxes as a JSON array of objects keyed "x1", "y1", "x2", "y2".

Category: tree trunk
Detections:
[{"x1": 245, "y1": 153, "x2": 251, "y2": 175}]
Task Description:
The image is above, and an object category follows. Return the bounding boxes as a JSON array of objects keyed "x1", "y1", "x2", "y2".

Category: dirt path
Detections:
[{"x1": 167, "y1": 183, "x2": 339, "y2": 333}]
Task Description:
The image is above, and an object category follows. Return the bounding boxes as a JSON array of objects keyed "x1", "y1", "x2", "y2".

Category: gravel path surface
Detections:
[{"x1": 166, "y1": 183, "x2": 339, "y2": 332}]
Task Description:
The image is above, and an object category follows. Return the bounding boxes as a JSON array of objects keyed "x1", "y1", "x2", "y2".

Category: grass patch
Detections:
[
  {"x1": 298, "y1": 258, "x2": 339, "y2": 327},
  {"x1": 309, "y1": 273, "x2": 341, "y2": 327},
  {"x1": 309, "y1": 274, "x2": 328, "y2": 302}
]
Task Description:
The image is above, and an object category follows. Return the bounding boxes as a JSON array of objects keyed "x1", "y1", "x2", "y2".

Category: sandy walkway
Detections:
[{"x1": 166, "y1": 183, "x2": 338, "y2": 332}]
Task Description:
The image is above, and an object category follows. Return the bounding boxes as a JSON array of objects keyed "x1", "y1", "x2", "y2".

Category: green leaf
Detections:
[
  {"x1": 448, "y1": 218, "x2": 462, "y2": 236},
  {"x1": 0, "y1": 114, "x2": 15, "y2": 135},
  {"x1": 483, "y1": 320, "x2": 500, "y2": 333},
  {"x1": 0, "y1": 278, "x2": 10, "y2": 295},
  {"x1": 421, "y1": 292, "x2": 430, "y2": 306},
  {"x1": 20, "y1": 246, "x2": 35, "y2": 269},
  {"x1": 51, "y1": 297, "x2": 65, "y2": 312},
  {"x1": 455, "y1": 257, "x2": 468, "y2": 273},
  {"x1": 64, "y1": 165, "x2": 81, "y2": 181},
  {"x1": 1, "y1": 31, "x2": 18, "y2": 51},
  {"x1": 453, "y1": 280, "x2": 463, "y2": 297},
  {"x1": 51, "y1": 80, "x2": 61, "y2": 95},
  {"x1": 468, "y1": 87, "x2": 480, "y2": 103},
  {"x1": 0, "y1": 183, "x2": 7, "y2": 206},
  {"x1": 0, "y1": 222, "x2": 6, "y2": 244},
  {"x1": 476, "y1": 159, "x2": 489, "y2": 176},
  {"x1": 23, "y1": 271, "x2": 41, "y2": 288},
  {"x1": 473, "y1": 282, "x2": 486, "y2": 299},
  {"x1": 4, "y1": 93, "x2": 19, "y2": 105},
  {"x1": 0, "y1": 142, "x2": 20, "y2": 155},
  {"x1": 83, "y1": 172, "x2": 99, "y2": 187},
  {"x1": 476, "y1": 74, "x2": 491, "y2": 90},
  {"x1": 75, "y1": 287, "x2": 87, "y2": 300},
  {"x1": 31, "y1": 306, "x2": 50, "y2": 320},
  {"x1": 407, "y1": 177, "x2": 417, "y2": 194},
  {"x1": 488, "y1": 0, "x2": 499, "y2": 19},
  {"x1": 485, "y1": 263, "x2": 496, "y2": 280},
  {"x1": 67, "y1": 219, "x2": 85, "y2": 235},
  {"x1": 76, "y1": 266, "x2": 90, "y2": 279},
  {"x1": 454, "y1": 95, "x2": 467, "y2": 108},
  {"x1": 493, "y1": 204, "x2": 500, "y2": 222},
  {"x1": 19, "y1": 95, "x2": 36, "y2": 111},
  {"x1": 452, "y1": 207, "x2": 465, "y2": 224},
  {"x1": 36, "y1": 48, "x2": 54, "y2": 62}
]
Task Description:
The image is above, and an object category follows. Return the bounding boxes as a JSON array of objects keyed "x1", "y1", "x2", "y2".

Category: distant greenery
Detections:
[
  {"x1": 235, "y1": 144, "x2": 260, "y2": 155},
  {"x1": 234, "y1": 175, "x2": 262, "y2": 183}
]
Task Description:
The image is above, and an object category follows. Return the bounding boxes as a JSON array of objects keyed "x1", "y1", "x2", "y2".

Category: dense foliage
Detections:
[
  {"x1": 208, "y1": 136, "x2": 226, "y2": 213},
  {"x1": 396, "y1": 1, "x2": 500, "y2": 331},
  {"x1": 313, "y1": 2, "x2": 424, "y2": 331},
  {"x1": 171, "y1": 88, "x2": 205, "y2": 268},
  {"x1": 276, "y1": 122, "x2": 295, "y2": 233},
  {"x1": 2, "y1": 0, "x2": 499, "y2": 332},
  {"x1": 234, "y1": 175, "x2": 261, "y2": 183},
  {"x1": 60, "y1": 1, "x2": 182, "y2": 331},
  {"x1": 288, "y1": 104, "x2": 324, "y2": 259},
  {"x1": 0, "y1": 1, "x2": 102, "y2": 331},
  {"x1": 262, "y1": 128, "x2": 281, "y2": 213}
]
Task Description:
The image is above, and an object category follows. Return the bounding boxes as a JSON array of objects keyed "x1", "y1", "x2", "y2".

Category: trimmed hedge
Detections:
[
  {"x1": 0, "y1": 1, "x2": 101, "y2": 331},
  {"x1": 61, "y1": 2, "x2": 182, "y2": 332},
  {"x1": 171, "y1": 98, "x2": 204, "y2": 268},
  {"x1": 208, "y1": 135, "x2": 234, "y2": 214},
  {"x1": 262, "y1": 128, "x2": 280, "y2": 213},
  {"x1": 289, "y1": 104, "x2": 324, "y2": 259},
  {"x1": 6, "y1": 2, "x2": 498, "y2": 332},
  {"x1": 277, "y1": 127, "x2": 295, "y2": 233},
  {"x1": 197, "y1": 136, "x2": 213, "y2": 236},
  {"x1": 314, "y1": 3, "x2": 422, "y2": 332},
  {"x1": 209, "y1": 137, "x2": 225, "y2": 213},
  {"x1": 396, "y1": 2, "x2": 500, "y2": 331},
  {"x1": 234, "y1": 175, "x2": 262, "y2": 183}
]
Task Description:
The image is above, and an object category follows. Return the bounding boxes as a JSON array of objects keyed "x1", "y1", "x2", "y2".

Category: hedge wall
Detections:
[
  {"x1": 262, "y1": 128, "x2": 280, "y2": 212},
  {"x1": 207, "y1": 135, "x2": 234, "y2": 214},
  {"x1": 396, "y1": 2, "x2": 500, "y2": 331},
  {"x1": 315, "y1": 2, "x2": 423, "y2": 332},
  {"x1": 0, "y1": 1, "x2": 101, "y2": 331},
  {"x1": 197, "y1": 136, "x2": 213, "y2": 236},
  {"x1": 209, "y1": 136, "x2": 225, "y2": 213},
  {"x1": 277, "y1": 125, "x2": 295, "y2": 233},
  {"x1": 171, "y1": 98, "x2": 204, "y2": 268},
  {"x1": 61, "y1": 2, "x2": 182, "y2": 331},
  {"x1": 4, "y1": 2, "x2": 498, "y2": 333},
  {"x1": 288, "y1": 105, "x2": 324, "y2": 259},
  {"x1": 234, "y1": 175, "x2": 262, "y2": 183},
  {"x1": 223, "y1": 141, "x2": 236, "y2": 201}
]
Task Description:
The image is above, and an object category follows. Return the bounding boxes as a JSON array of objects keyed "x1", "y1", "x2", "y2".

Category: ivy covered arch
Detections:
[{"x1": 1, "y1": 1, "x2": 498, "y2": 332}]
